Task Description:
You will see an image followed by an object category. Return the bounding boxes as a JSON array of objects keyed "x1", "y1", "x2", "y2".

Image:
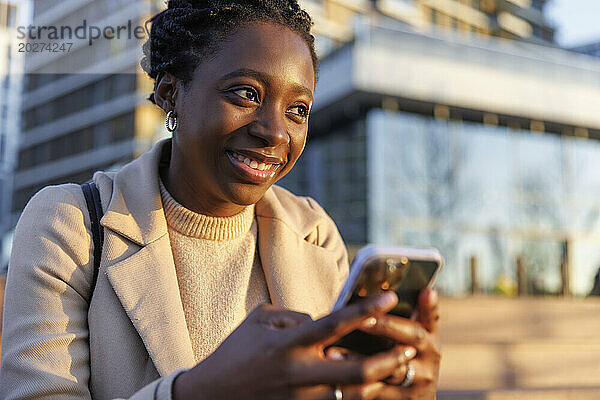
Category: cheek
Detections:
[
  {"x1": 188, "y1": 104, "x2": 240, "y2": 148},
  {"x1": 290, "y1": 127, "x2": 308, "y2": 159},
  {"x1": 296, "y1": 130, "x2": 308, "y2": 155},
  {"x1": 280, "y1": 129, "x2": 308, "y2": 175}
]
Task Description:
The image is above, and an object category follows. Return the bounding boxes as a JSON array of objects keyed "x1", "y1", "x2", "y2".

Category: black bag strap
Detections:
[{"x1": 81, "y1": 181, "x2": 104, "y2": 294}]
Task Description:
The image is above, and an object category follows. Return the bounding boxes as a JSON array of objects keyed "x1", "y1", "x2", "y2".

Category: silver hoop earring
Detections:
[{"x1": 166, "y1": 110, "x2": 178, "y2": 132}]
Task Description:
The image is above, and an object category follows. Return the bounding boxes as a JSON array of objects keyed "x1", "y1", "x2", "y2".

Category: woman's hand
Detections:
[
  {"x1": 356, "y1": 288, "x2": 441, "y2": 400},
  {"x1": 174, "y1": 292, "x2": 414, "y2": 400}
]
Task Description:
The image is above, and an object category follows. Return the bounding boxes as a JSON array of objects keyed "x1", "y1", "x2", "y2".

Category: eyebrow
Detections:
[{"x1": 218, "y1": 68, "x2": 313, "y2": 102}]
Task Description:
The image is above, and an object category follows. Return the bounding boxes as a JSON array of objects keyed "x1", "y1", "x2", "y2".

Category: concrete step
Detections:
[
  {"x1": 437, "y1": 296, "x2": 600, "y2": 391},
  {"x1": 438, "y1": 387, "x2": 600, "y2": 400}
]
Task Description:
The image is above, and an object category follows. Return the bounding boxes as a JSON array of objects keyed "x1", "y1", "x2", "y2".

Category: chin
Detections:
[{"x1": 224, "y1": 183, "x2": 270, "y2": 206}]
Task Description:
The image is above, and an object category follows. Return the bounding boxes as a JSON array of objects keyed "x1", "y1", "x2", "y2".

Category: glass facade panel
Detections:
[
  {"x1": 279, "y1": 120, "x2": 367, "y2": 244},
  {"x1": 512, "y1": 132, "x2": 566, "y2": 231},
  {"x1": 367, "y1": 109, "x2": 600, "y2": 296}
]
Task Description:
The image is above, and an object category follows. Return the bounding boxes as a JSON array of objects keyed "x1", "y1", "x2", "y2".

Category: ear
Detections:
[{"x1": 154, "y1": 72, "x2": 180, "y2": 112}]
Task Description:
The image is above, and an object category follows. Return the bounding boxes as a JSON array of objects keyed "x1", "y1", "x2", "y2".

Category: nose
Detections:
[{"x1": 248, "y1": 104, "x2": 290, "y2": 147}]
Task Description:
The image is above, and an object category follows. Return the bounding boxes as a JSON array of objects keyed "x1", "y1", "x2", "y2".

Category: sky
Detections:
[{"x1": 545, "y1": 0, "x2": 600, "y2": 47}]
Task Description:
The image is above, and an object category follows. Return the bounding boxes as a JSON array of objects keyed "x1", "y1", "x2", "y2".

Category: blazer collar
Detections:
[{"x1": 100, "y1": 139, "x2": 169, "y2": 246}]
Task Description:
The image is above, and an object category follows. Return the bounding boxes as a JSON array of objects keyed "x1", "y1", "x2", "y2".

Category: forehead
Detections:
[{"x1": 196, "y1": 22, "x2": 315, "y2": 92}]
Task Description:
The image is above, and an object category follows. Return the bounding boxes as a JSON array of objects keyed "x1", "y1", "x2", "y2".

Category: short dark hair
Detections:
[{"x1": 141, "y1": 0, "x2": 319, "y2": 104}]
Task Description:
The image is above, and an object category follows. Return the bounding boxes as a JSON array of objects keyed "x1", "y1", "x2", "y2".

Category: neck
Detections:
[{"x1": 161, "y1": 151, "x2": 246, "y2": 218}]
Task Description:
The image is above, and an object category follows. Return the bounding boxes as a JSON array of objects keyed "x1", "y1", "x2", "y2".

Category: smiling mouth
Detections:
[
  {"x1": 226, "y1": 150, "x2": 283, "y2": 184},
  {"x1": 230, "y1": 151, "x2": 279, "y2": 171}
]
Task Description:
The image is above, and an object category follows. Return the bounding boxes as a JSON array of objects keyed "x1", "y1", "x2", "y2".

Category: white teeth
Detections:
[{"x1": 231, "y1": 151, "x2": 276, "y2": 171}]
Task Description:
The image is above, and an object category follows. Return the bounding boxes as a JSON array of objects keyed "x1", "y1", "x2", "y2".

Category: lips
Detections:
[
  {"x1": 229, "y1": 151, "x2": 279, "y2": 171},
  {"x1": 232, "y1": 149, "x2": 285, "y2": 165},
  {"x1": 226, "y1": 150, "x2": 284, "y2": 184}
]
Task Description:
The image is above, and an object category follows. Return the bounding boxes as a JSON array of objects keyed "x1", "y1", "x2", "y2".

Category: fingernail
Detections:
[
  {"x1": 405, "y1": 347, "x2": 417, "y2": 359},
  {"x1": 429, "y1": 289, "x2": 438, "y2": 306},
  {"x1": 361, "y1": 317, "x2": 377, "y2": 328},
  {"x1": 328, "y1": 349, "x2": 344, "y2": 361},
  {"x1": 377, "y1": 292, "x2": 396, "y2": 308}
]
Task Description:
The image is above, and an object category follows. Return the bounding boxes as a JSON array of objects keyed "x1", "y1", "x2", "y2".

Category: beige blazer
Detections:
[{"x1": 0, "y1": 139, "x2": 349, "y2": 400}]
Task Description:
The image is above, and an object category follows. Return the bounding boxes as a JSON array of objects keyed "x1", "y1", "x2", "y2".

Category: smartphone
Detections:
[{"x1": 330, "y1": 245, "x2": 443, "y2": 355}]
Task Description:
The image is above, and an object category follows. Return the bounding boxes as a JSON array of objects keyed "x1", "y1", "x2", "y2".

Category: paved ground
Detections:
[{"x1": 438, "y1": 295, "x2": 600, "y2": 399}]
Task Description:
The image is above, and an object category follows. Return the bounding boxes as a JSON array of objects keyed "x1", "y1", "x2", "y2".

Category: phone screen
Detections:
[
  {"x1": 332, "y1": 255, "x2": 440, "y2": 354},
  {"x1": 346, "y1": 256, "x2": 439, "y2": 318},
  {"x1": 392, "y1": 259, "x2": 439, "y2": 318}
]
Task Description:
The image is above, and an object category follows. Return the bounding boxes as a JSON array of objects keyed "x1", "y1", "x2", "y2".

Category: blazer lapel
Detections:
[
  {"x1": 256, "y1": 187, "x2": 344, "y2": 319},
  {"x1": 104, "y1": 235, "x2": 196, "y2": 376},
  {"x1": 99, "y1": 139, "x2": 195, "y2": 376}
]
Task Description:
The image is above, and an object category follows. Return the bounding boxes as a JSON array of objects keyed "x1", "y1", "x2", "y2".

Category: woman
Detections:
[{"x1": 0, "y1": 1, "x2": 440, "y2": 399}]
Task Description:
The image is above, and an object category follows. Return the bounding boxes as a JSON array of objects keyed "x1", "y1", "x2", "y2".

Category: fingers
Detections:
[
  {"x1": 359, "y1": 315, "x2": 428, "y2": 349},
  {"x1": 288, "y1": 292, "x2": 398, "y2": 348},
  {"x1": 299, "y1": 383, "x2": 385, "y2": 400},
  {"x1": 374, "y1": 385, "x2": 412, "y2": 400},
  {"x1": 382, "y1": 358, "x2": 439, "y2": 398},
  {"x1": 329, "y1": 382, "x2": 385, "y2": 400},
  {"x1": 258, "y1": 308, "x2": 314, "y2": 330},
  {"x1": 378, "y1": 374, "x2": 438, "y2": 400},
  {"x1": 293, "y1": 345, "x2": 410, "y2": 387},
  {"x1": 325, "y1": 345, "x2": 416, "y2": 363},
  {"x1": 382, "y1": 362, "x2": 408, "y2": 386},
  {"x1": 417, "y1": 288, "x2": 439, "y2": 334},
  {"x1": 325, "y1": 347, "x2": 363, "y2": 361}
]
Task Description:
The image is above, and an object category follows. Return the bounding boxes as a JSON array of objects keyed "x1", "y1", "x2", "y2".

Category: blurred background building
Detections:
[
  {"x1": 0, "y1": 0, "x2": 24, "y2": 275},
  {"x1": 9, "y1": 0, "x2": 166, "y2": 243},
  {"x1": 302, "y1": 0, "x2": 555, "y2": 58}
]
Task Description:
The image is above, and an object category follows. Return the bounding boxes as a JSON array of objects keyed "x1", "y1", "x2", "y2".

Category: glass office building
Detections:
[
  {"x1": 11, "y1": 0, "x2": 166, "y2": 222},
  {"x1": 0, "y1": 0, "x2": 24, "y2": 273}
]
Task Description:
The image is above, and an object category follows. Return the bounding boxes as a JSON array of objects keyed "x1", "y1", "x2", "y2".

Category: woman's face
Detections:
[{"x1": 169, "y1": 22, "x2": 315, "y2": 214}]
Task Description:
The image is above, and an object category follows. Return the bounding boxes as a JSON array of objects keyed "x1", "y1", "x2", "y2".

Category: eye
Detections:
[
  {"x1": 287, "y1": 104, "x2": 310, "y2": 121},
  {"x1": 232, "y1": 87, "x2": 260, "y2": 103}
]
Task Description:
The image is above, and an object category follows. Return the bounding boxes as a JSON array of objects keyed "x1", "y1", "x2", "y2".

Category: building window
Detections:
[
  {"x1": 0, "y1": 183, "x2": 4, "y2": 224},
  {"x1": 0, "y1": 134, "x2": 5, "y2": 163}
]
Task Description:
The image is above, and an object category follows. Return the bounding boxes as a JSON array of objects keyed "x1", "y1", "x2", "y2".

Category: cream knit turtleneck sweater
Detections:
[{"x1": 159, "y1": 179, "x2": 271, "y2": 363}]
